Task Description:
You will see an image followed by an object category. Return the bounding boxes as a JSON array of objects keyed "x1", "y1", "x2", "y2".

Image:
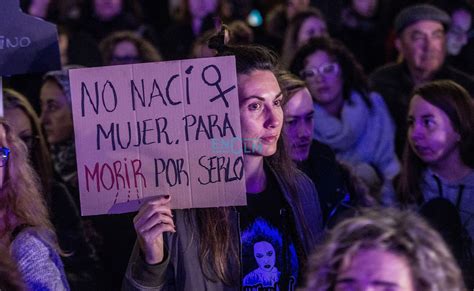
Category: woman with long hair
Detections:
[
  {"x1": 398, "y1": 80, "x2": 474, "y2": 286},
  {"x1": 281, "y1": 8, "x2": 329, "y2": 69},
  {"x1": 290, "y1": 37, "x2": 399, "y2": 205},
  {"x1": 3, "y1": 88, "x2": 99, "y2": 289},
  {"x1": 305, "y1": 208, "x2": 466, "y2": 291},
  {"x1": 123, "y1": 30, "x2": 323, "y2": 290},
  {"x1": 0, "y1": 118, "x2": 69, "y2": 290}
]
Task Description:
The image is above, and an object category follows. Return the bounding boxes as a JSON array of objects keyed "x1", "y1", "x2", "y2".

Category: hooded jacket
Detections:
[{"x1": 420, "y1": 169, "x2": 474, "y2": 254}]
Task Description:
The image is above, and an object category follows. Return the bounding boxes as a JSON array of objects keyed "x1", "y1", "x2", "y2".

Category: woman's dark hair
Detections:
[
  {"x1": 186, "y1": 27, "x2": 314, "y2": 286},
  {"x1": 99, "y1": 30, "x2": 162, "y2": 65},
  {"x1": 398, "y1": 80, "x2": 474, "y2": 205},
  {"x1": 289, "y1": 36, "x2": 371, "y2": 107},
  {"x1": 281, "y1": 7, "x2": 327, "y2": 68}
]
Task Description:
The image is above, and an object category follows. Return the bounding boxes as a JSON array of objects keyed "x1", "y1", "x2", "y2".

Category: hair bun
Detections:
[{"x1": 208, "y1": 25, "x2": 228, "y2": 53}]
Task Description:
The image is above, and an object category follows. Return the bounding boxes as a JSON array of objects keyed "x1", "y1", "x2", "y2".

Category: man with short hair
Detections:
[{"x1": 369, "y1": 4, "x2": 474, "y2": 158}]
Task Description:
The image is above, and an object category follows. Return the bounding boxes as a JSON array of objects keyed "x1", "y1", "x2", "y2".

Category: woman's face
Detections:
[
  {"x1": 254, "y1": 241, "x2": 276, "y2": 272},
  {"x1": 352, "y1": 0, "x2": 378, "y2": 18},
  {"x1": 110, "y1": 40, "x2": 140, "y2": 65},
  {"x1": 446, "y1": 9, "x2": 472, "y2": 56},
  {"x1": 335, "y1": 248, "x2": 414, "y2": 291},
  {"x1": 4, "y1": 108, "x2": 34, "y2": 151},
  {"x1": 40, "y1": 80, "x2": 74, "y2": 145},
  {"x1": 0, "y1": 124, "x2": 8, "y2": 190},
  {"x1": 297, "y1": 17, "x2": 327, "y2": 47},
  {"x1": 283, "y1": 88, "x2": 314, "y2": 162},
  {"x1": 189, "y1": 0, "x2": 217, "y2": 19},
  {"x1": 94, "y1": 0, "x2": 122, "y2": 21},
  {"x1": 238, "y1": 70, "x2": 283, "y2": 157},
  {"x1": 303, "y1": 50, "x2": 344, "y2": 109},
  {"x1": 408, "y1": 95, "x2": 461, "y2": 169}
]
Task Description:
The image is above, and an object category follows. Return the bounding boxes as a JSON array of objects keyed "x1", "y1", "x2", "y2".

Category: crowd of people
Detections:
[{"x1": 1, "y1": 0, "x2": 474, "y2": 290}]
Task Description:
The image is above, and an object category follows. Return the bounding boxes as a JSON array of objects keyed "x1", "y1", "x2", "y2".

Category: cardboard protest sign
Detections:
[
  {"x1": 0, "y1": 0, "x2": 60, "y2": 76},
  {"x1": 69, "y1": 56, "x2": 247, "y2": 215}
]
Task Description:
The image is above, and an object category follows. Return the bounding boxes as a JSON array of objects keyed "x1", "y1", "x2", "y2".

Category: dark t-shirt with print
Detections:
[{"x1": 238, "y1": 172, "x2": 301, "y2": 291}]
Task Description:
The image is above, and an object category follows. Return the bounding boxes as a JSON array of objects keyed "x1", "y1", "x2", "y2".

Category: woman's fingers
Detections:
[
  {"x1": 134, "y1": 196, "x2": 172, "y2": 225},
  {"x1": 133, "y1": 195, "x2": 175, "y2": 264},
  {"x1": 136, "y1": 211, "x2": 175, "y2": 234}
]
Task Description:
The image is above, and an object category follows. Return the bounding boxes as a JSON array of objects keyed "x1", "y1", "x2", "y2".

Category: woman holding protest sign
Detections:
[
  {"x1": 0, "y1": 118, "x2": 70, "y2": 290},
  {"x1": 123, "y1": 28, "x2": 323, "y2": 290}
]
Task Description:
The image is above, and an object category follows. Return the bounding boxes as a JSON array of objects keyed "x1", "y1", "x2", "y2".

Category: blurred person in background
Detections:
[
  {"x1": 78, "y1": 0, "x2": 157, "y2": 49},
  {"x1": 304, "y1": 208, "x2": 466, "y2": 291},
  {"x1": 39, "y1": 68, "x2": 137, "y2": 289},
  {"x1": 281, "y1": 8, "x2": 329, "y2": 68},
  {"x1": 335, "y1": 0, "x2": 392, "y2": 73},
  {"x1": 278, "y1": 71, "x2": 377, "y2": 226},
  {"x1": 445, "y1": 2, "x2": 474, "y2": 75},
  {"x1": 3, "y1": 88, "x2": 99, "y2": 290},
  {"x1": 99, "y1": 30, "x2": 162, "y2": 66},
  {"x1": 369, "y1": 4, "x2": 474, "y2": 159},
  {"x1": 0, "y1": 118, "x2": 70, "y2": 290},
  {"x1": 291, "y1": 37, "x2": 399, "y2": 205}
]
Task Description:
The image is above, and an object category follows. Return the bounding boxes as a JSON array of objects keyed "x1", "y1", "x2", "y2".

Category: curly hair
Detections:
[
  {"x1": 398, "y1": 80, "x2": 474, "y2": 205},
  {"x1": 305, "y1": 208, "x2": 465, "y2": 291},
  {"x1": 0, "y1": 119, "x2": 55, "y2": 247},
  {"x1": 289, "y1": 36, "x2": 371, "y2": 108}
]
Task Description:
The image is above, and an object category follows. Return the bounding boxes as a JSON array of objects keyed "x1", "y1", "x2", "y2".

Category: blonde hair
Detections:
[
  {"x1": 0, "y1": 119, "x2": 55, "y2": 247},
  {"x1": 3, "y1": 88, "x2": 54, "y2": 197},
  {"x1": 305, "y1": 208, "x2": 466, "y2": 291}
]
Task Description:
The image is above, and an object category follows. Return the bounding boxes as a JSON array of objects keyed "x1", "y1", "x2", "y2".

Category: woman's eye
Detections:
[
  {"x1": 274, "y1": 99, "x2": 282, "y2": 107},
  {"x1": 423, "y1": 118, "x2": 435, "y2": 128},
  {"x1": 248, "y1": 102, "x2": 262, "y2": 111}
]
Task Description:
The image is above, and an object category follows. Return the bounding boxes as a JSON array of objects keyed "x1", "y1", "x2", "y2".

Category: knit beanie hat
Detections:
[{"x1": 394, "y1": 4, "x2": 451, "y2": 34}]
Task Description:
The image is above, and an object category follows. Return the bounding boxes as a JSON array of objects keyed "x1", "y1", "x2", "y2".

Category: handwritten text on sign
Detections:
[{"x1": 69, "y1": 57, "x2": 246, "y2": 215}]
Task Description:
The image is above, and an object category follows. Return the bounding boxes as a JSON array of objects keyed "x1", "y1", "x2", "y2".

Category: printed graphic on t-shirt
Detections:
[{"x1": 241, "y1": 218, "x2": 297, "y2": 291}]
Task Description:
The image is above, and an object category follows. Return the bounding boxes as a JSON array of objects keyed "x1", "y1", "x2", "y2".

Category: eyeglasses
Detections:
[
  {"x1": 299, "y1": 63, "x2": 339, "y2": 79},
  {"x1": 110, "y1": 55, "x2": 142, "y2": 65},
  {"x1": 0, "y1": 147, "x2": 10, "y2": 167}
]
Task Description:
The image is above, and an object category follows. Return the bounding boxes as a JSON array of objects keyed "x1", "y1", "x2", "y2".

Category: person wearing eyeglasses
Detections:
[
  {"x1": 3, "y1": 88, "x2": 100, "y2": 289},
  {"x1": 0, "y1": 118, "x2": 70, "y2": 290},
  {"x1": 99, "y1": 30, "x2": 162, "y2": 66},
  {"x1": 290, "y1": 36, "x2": 399, "y2": 205}
]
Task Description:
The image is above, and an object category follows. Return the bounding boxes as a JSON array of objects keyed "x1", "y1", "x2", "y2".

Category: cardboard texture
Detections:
[
  {"x1": 0, "y1": 0, "x2": 60, "y2": 76},
  {"x1": 69, "y1": 56, "x2": 247, "y2": 215}
]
